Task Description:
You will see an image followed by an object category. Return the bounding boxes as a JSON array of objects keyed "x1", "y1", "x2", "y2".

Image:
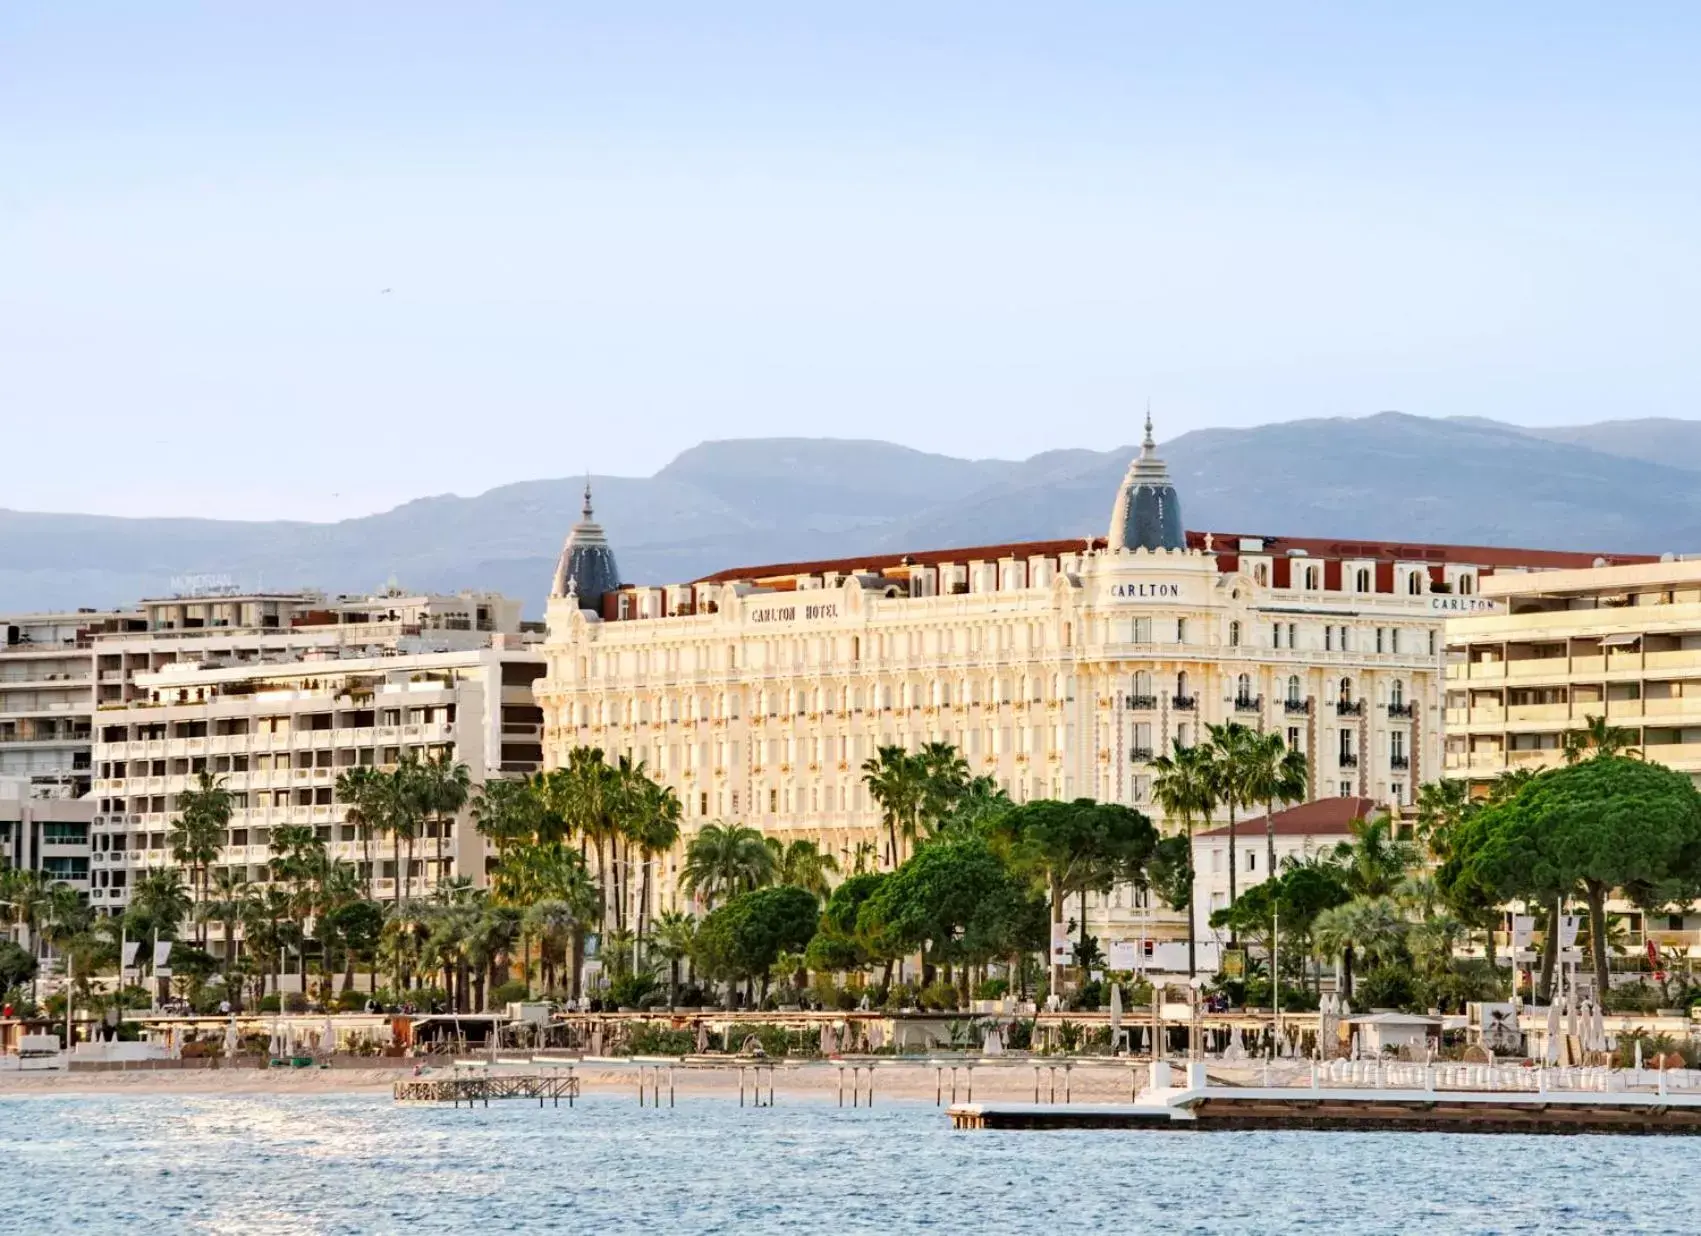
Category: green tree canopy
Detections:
[{"x1": 694, "y1": 884, "x2": 820, "y2": 1001}]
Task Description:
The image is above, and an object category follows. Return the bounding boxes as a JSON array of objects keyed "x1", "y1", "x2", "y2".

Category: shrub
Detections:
[
  {"x1": 731, "y1": 1023, "x2": 789, "y2": 1057},
  {"x1": 490, "y1": 980, "x2": 530, "y2": 1008},
  {"x1": 919, "y1": 981, "x2": 959, "y2": 1012},
  {"x1": 974, "y1": 978, "x2": 1009, "y2": 1000},
  {"x1": 624, "y1": 1025, "x2": 696, "y2": 1056},
  {"x1": 1073, "y1": 980, "x2": 1103, "y2": 1011},
  {"x1": 605, "y1": 971, "x2": 659, "y2": 1010},
  {"x1": 883, "y1": 982, "x2": 919, "y2": 1011},
  {"x1": 1356, "y1": 965, "x2": 1417, "y2": 1012}
]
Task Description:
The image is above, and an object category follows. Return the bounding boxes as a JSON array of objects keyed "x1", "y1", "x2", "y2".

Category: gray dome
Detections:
[
  {"x1": 551, "y1": 483, "x2": 622, "y2": 609},
  {"x1": 1107, "y1": 411, "x2": 1184, "y2": 551}
]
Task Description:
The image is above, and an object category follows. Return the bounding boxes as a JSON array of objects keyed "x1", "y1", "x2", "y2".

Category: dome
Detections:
[
  {"x1": 1107, "y1": 410, "x2": 1184, "y2": 552},
  {"x1": 551, "y1": 483, "x2": 622, "y2": 609}
]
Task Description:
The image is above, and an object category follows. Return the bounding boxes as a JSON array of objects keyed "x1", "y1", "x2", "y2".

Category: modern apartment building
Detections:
[
  {"x1": 1, "y1": 608, "x2": 144, "y2": 799},
  {"x1": 88, "y1": 640, "x2": 545, "y2": 918},
  {"x1": 535, "y1": 419, "x2": 1628, "y2": 944},
  {"x1": 0, "y1": 775, "x2": 97, "y2": 907},
  {"x1": 1445, "y1": 558, "x2": 1701, "y2": 790}
]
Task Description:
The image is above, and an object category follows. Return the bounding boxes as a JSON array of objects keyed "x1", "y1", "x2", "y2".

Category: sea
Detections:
[{"x1": 0, "y1": 1092, "x2": 1692, "y2": 1234}]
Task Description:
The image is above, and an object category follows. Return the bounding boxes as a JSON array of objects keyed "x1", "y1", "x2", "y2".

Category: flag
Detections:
[
  {"x1": 121, "y1": 941, "x2": 141, "y2": 969},
  {"x1": 154, "y1": 940, "x2": 173, "y2": 977}
]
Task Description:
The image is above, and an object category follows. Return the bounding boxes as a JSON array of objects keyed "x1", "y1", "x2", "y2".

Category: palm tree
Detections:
[
  {"x1": 766, "y1": 838, "x2": 840, "y2": 902},
  {"x1": 1313, "y1": 895, "x2": 1408, "y2": 1000},
  {"x1": 1331, "y1": 815, "x2": 1416, "y2": 900},
  {"x1": 678, "y1": 822, "x2": 775, "y2": 909},
  {"x1": 471, "y1": 775, "x2": 545, "y2": 861},
  {"x1": 1562, "y1": 713, "x2": 1640, "y2": 763},
  {"x1": 1204, "y1": 721, "x2": 1260, "y2": 911},
  {"x1": 629, "y1": 778, "x2": 681, "y2": 958},
  {"x1": 205, "y1": 868, "x2": 254, "y2": 1005},
  {"x1": 170, "y1": 771, "x2": 232, "y2": 944},
  {"x1": 1151, "y1": 739, "x2": 1216, "y2": 977},
  {"x1": 916, "y1": 741, "x2": 971, "y2": 835},
  {"x1": 379, "y1": 755, "x2": 427, "y2": 910},
  {"x1": 1239, "y1": 730, "x2": 1309, "y2": 878},
  {"x1": 861, "y1": 744, "x2": 925, "y2": 867},
  {"x1": 555, "y1": 747, "x2": 619, "y2": 930},
  {"x1": 334, "y1": 765, "x2": 385, "y2": 898},
  {"x1": 416, "y1": 752, "x2": 472, "y2": 886},
  {"x1": 651, "y1": 909, "x2": 697, "y2": 1008}
]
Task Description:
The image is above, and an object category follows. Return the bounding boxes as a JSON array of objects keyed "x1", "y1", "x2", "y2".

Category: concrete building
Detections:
[
  {"x1": 1445, "y1": 558, "x2": 1701, "y2": 790},
  {"x1": 0, "y1": 776, "x2": 97, "y2": 906},
  {"x1": 1190, "y1": 796, "x2": 1381, "y2": 946},
  {"x1": 1, "y1": 608, "x2": 145, "y2": 799},
  {"x1": 536, "y1": 418, "x2": 1624, "y2": 942}
]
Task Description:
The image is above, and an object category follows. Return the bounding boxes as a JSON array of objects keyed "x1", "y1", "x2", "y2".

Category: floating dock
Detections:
[{"x1": 948, "y1": 1060, "x2": 1701, "y2": 1136}]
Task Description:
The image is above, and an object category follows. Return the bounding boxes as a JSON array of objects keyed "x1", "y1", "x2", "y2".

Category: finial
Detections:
[
  {"x1": 582, "y1": 474, "x2": 594, "y2": 520},
  {"x1": 1143, "y1": 401, "x2": 1155, "y2": 452},
  {"x1": 1203, "y1": 532, "x2": 1214, "y2": 553}
]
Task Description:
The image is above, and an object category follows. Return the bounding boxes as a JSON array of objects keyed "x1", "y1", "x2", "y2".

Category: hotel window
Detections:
[
  {"x1": 1304, "y1": 566, "x2": 1320, "y2": 589},
  {"x1": 1390, "y1": 629, "x2": 1401, "y2": 655},
  {"x1": 1391, "y1": 782, "x2": 1405, "y2": 804},
  {"x1": 1376, "y1": 628, "x2": 1385, "y2": 653},
  {"x1": 1288, "y1": 622, "x2": 1298, "y2": 648},
  {"x1": 1228, "y1": 620, "x2": 1240, "y2": 647},
  {"x1": 1339, "y1": 677, "x2": 1353, "y2": 704},
  {"x1": 1428, "y1": 630, "x2": 1437, "y2": 656},
  {"x1": 1246, "y1": 849, "x2": 1257, "y2": 872},
  {"x1": 1286, "y1": 726, "x2": 1301, "y2": 751},
  {"x1": 1132, "y1": 670, "x2": 1152, "y2": 698},
  {"x1": 1176, "y1": 618, "x2": 1188, "y2": 643},
  {"x1": 1459, "y1": 574, "x2": 1475, "y2": 596},
  {"x1": 1236, "y1": 673, "x2": 1252, "y2": 702},
  {"x1": 1325, "y1": 626, "x2": 1334, "y2": 652},
  {"x1": 1286, "y1": 675, "x2": 1301, "y2": 704},
  {"x1": 1270, "y1": 623, "x2": 1282, "y2": 648},
  {"x1": 1340, "y1": 781, "x2": 1353, "y2": 797},
  {"x1": 1355, "y1": 568, "x2": 1371, "y2": 592},
  {"x1": 1391, "y1": 731, "x2": 1406, "y2": 763},
  {"x1": 698, "y1": 791, "x2": 709, "y2": 816},
  {"x1": 1391, "y1": 680, "x2": 1405, "y2": 708},
  {"x1": 1133, "y1": 617, "x2": 1152, "y2": 643},
  {"x1": 1253, "y1": 563, "x2": 1269, "y2": 586},
  {"x1": 1407, "y1": 572, "x2": 1423, "y2": 596},
  {"x1": 1176, "y1": 671, "x2": 1189, "y2": 699},
  {"x1": 1177, "y1": 723, "x2": 1190, "y2": 748}
]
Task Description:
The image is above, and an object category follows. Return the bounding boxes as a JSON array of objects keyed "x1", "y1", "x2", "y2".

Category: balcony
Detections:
[
  {"x1": 1387, "y1": 702, "x2": 1414, "y2": 719},
  {"x1": 1125, "y1": 694, "x2": 1158, "y2": 711},
  {"x1": 1130, "y1": 746, "x2": 1154, "y2": 763},
  {"x1": 1390, "y1": 755, "x2": 1411, "y2": 770},
  {"x1": 1233, "y1": 695, "x2": 1263, "y2": 714},
  {"x1": 1171, "y1": 695, "x2": 1196, "y2": 711},
  {"x1": 1335, "y1": 700, "x2": 1364, "y2": 717},
  {"x1": 1283, "y1": 699, "x2": 1310, "y2": 716},
  {"x1": 1338, "y1": 753, "x2": 1359, "y2": 768}
]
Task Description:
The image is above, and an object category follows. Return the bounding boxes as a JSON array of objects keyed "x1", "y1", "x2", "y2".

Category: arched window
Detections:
[
  {"x1": 1355, "y1": 568, "x2": 1371, "y2": 592},
  {"x1": 1236, "y1": 673, "x2": 1252, "y2": 701},
  {"x1": 1407, "y1": 571, "x2": 1423, "y2": 595},
  {"x1": 1253, "y1": 563, "x2": 1269, "y2": 586},
  {"x1": 1228, "y1": 620, "x2": 1241, "y2": 647},
  {"x1": 1391, "y1": 679, "x2": 1405, "y2": 707},
  {"x1": 1459, "y1": 574, "x2": 1475, "y2": 596},
  {"x1": 1304, "y1": 566, "x2": 1320, "y2": 590},
  {"x1": 1338, "y1": 677, "x2": 1353, "y2": 703},
  {"x1": 1286, "y1": 675, "x2": 1301, "y2": 704},
  {"x1": 1176, "y1": 671, "x2": 1189, "y2": 699}
]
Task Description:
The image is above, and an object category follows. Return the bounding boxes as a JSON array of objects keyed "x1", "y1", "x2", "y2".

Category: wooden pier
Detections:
[{"x1": 393, "y1": 1071, "x2": 580, "y2": 1107}]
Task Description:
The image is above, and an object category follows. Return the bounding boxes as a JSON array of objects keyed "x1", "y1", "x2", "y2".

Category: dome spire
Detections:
[
  {"x1": 1107, "y1": 405, "x2": 1184, "y2": 552},
  {"x1": 551, "y1": 474, "x2": 622, "y2": 608}
]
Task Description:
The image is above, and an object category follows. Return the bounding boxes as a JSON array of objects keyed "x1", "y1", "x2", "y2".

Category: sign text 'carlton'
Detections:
[{"x1": 750, "y1": 602, "x2": 839, "y2": 623}]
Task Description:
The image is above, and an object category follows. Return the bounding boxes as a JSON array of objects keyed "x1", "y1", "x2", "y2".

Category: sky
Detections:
[{"x1": 5, "y1": 2, "x2": 1700, "y2": 521}]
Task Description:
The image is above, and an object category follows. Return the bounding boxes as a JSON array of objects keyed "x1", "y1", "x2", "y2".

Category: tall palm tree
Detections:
[
  {"x1": 205, "y1": 868, "x2": 254, "y2": 1005},
  {"x1": 1204, "y1": 721, "x2": 1260, "y2": 911},
  {"x1": 861, "y1": 744, "x2": 925, "y2": 867},
  {"x1": 629, "y1": 778, "x2": 681, "y2": 958},
  {"x1": 556, "y1": 747, "x2": 619, "y2": 930},
  {"x1": 1151, "y1": 739, "x2": 1217, "y2": 977},
  {"x1": 678, "y1": 822, "x2": 775, "y2": 909},
  {"x1": 1313, "y1": 895, "x2": 1408, "y2": 1000},
  {"x1": 1239, "y1": 730, "x2": 1309, "y2": 878},
  {"x1": 651, "y1": 909, "x2": 697, "y2": 1008},
  {"x1": 1331, "y1": 815, "x2": 1416, "y2": 900},
  {"x1": 916, "y1": 741, "x2": 971, "y2": 835},
  {"x1": 379, "y1": 755, "x2": 427, "y2": 911},
  {"x1": 416, "y1": 752, "x2": 472, "y2": 886},
  {"x1": 471, "y1": 775, "x2": 545, "y2": 861},
  {"x1": 766, "y1": 838, "x2": 840, "y2": 902},
  {"x1": 170, "y1": 771, "x2": 232, "y2": 944},
  {"x1": 334, "y1": 765, "x2": 385, "y2": 898}
]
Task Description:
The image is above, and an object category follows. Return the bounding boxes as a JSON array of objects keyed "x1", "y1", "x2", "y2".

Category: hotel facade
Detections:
[{"x1": 536, "y1": 422, "x2": 1626, "y2": 936}]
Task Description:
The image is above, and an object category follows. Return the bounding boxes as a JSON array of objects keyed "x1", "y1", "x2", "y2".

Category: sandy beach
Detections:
[{"x1": 0, "y1": 1056, "x2": 1164, "y2": 1104}]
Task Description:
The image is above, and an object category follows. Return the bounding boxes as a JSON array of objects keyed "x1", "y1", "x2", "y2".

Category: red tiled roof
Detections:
[
  {"x1": 1194, "y1": 796, "x2": 1381, "y2": 840},
  {"x1": 685, "y1": 531, "x2": 1650, "y2": 587}
]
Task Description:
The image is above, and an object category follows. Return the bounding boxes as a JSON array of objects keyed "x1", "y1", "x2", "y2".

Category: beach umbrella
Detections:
[
  {"x1": 1108, "y1": 983, "x2": 1123, "y2": 1054},
  {"x1": 819, "y1": 1023, "x2": 837, "y2": 1056},
  {"x1": 694, "y1": 1022, "x2": 708, "y2": 1054},
  {"x1": 867, "y1": 1020, "x2": 885, "y2": 1052},
  {"x1": 1591, "y1": 1001, "x2": 1607, "y2": 1054},
  {"x1": 224, "y1": 1016, "x2": 239, "y2": 1060},
  {"x1": 1545, "y1": 999, "x2": 1561, "y2": 1065},
  {"x1": 983, "y1": 1024, "x2": 1004, "y2": 1056},
  {"x1": 321, "y1": 1016, "x2": 337, "y2": 1056}
]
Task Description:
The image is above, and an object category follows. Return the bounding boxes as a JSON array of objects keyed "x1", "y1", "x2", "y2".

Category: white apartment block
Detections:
[{"x1": 88, "y1": 641, "x2": 545, "y2": 920}]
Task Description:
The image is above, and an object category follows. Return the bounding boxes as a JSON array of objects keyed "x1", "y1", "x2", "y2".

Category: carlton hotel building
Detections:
[{"x1": 536, "y1": 423, "x2": 1626, "y2": 929}]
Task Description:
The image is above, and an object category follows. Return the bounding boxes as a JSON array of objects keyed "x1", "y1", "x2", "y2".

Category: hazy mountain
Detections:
[{"x1": 2, "y1": 413, "x2": 1697, "y2": 616}]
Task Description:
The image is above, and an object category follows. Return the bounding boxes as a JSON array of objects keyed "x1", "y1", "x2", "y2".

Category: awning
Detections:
[{"x1": 1599, "y1": 633, "x2": 1642, "y2": 647}]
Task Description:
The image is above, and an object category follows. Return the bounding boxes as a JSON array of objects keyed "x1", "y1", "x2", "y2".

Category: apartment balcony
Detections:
[
  {"x1": 1233, "y1": 695, "x2": 1263, "y2": 714},
  {"x1": 1508, "y1": 703, "x2": 1570, "y2": 723},
  {"x1": 1335, "y1": 700, "x2": 1364, "y2": 717},
  {"x1": 1171, "y1": 695, "x2": 1196, "y2": 711},
  {"x1": 1508, "y1": 659, "x2": 1568, "y2": 679},
  {"x1": 1386, "y1": 702, "x2": 1414, "y2": 719},
  {"x1": 1467, "y1": 663, "x2": 1506, "y2": 682},
  {"x1": 1337, "y1": 753, "x2": 1359, "y2": 768},
  {"x1": 1390, "y1": 755, "x2": 1411, "y2": 770},
  {"x1": 1130, "y1": 746, "x2": 1154, "y2": 763},
  {"x1": 1124, "y1": 694, "x2": 1158, "y2": 711},
  {"x1": 1469, "y1": 706, "x2": 1506, "y2": 726},
  {"x1": 1509, "y1": 748, "x2": 1563, "y2": 770},
  {"x1": 1607, "y1": 699, "x2": 1644, "y2": 719},
  {"x1": 1283, "y1": 699, "x2": 1311, "y2": 716}
]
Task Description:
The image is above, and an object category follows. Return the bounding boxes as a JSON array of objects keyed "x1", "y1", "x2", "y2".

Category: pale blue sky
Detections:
[{"x1": 5, "y1": 3, "x2": 1699, "y2": 520}]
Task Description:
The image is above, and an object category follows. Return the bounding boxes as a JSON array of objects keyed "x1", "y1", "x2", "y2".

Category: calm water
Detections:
[{"x1": 0, "y1": 1092, "x2": 1693, "y2": 1234}]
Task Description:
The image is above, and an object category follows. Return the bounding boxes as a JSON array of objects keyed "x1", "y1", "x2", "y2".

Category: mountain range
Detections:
[{"x1": 4, "y1": 412, "x2": 1699, "y2": 616}]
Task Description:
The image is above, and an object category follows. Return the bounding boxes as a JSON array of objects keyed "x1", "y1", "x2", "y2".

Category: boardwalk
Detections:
[{"x1": 393, "y1": 1071, "x2": 580, "y2": 1107}]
